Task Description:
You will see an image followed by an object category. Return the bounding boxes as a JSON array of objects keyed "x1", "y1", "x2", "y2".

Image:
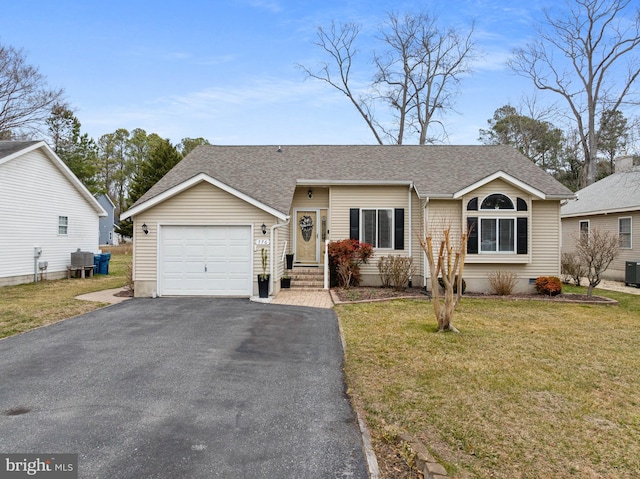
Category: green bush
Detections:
[{"x1": 534, "y1": 276, "x2": 562, "y2": 296}]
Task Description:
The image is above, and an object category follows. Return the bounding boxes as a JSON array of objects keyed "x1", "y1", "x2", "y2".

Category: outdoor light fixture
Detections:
[
  {"x1": 308, "y1": 189, "x2": 313, "y2": 199},
  {"x1": 261, "y1": 223, "x2": 267, "y2": 235},
  {"x1": 142, "y1": 223, "x2": 149, "y2": 235}
]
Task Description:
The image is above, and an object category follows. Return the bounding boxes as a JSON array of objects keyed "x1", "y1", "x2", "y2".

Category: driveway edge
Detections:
[{"x1": 336, "y1": 313, "x2": 380, "y2": 479}]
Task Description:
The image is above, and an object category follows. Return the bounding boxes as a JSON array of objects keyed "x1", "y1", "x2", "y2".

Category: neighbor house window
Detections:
[
  {"x1": 619, "y1": 217, "x2": 632, "y2": 249},
  {"x1": 58, "y1": 216, "x2": 68, "y2": 235},
  {"x1": 350, "y1": 208, "x2": 405, "y2": 250},
  {"x1": 579, "y1": 220, "x2": 590, "y2": 242}
]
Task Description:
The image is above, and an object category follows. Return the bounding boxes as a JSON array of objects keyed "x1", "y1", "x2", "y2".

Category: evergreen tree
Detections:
[{"x1": 46, "y1": 105, "x2": 98, "y2": 193}]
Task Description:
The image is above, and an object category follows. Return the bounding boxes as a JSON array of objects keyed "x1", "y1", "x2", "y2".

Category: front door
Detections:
[{"x1": 296, "y1": 210, "x2": 317, "y2": 264}]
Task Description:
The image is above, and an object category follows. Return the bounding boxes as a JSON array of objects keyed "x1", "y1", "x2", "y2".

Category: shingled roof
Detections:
[
  {"x1": 129, "y1": 145, "x2": 574, "y2": 216},
  {"x1": 0, "y1": 140, "x2": 41, "y2": 161},
  {"x1": 562, "y1": 167, "x2": 640, "y2": 217}
]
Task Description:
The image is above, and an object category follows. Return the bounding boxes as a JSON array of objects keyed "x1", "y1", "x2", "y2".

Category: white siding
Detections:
[{"x1": 0, "y1": 149, "x2": 100, "y2": 285}]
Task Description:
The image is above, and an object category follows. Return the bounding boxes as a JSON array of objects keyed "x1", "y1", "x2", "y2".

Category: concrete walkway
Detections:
[{"x1": 588, "y1": 279, "x2": 640, "y2": 295}]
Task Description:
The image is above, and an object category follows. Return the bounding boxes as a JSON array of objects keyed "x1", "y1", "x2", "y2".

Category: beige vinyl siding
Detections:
[
  {"x1": 291, "y1": 186, "x2": 329, "y2": 210},
  {"x1": 423, "y1": 180, "x2": 563, "y2": 292},
  {"x1": 0, "y1": 149, "x2": 100, "y2": 285},
  {"x1": 329, "y1": 185, "x2": 411, "y2": 281},
  {"x1": 562, "y1": 211, "x2": 640, "y2": 281},
  {"x1": 132, "y1": 181, "x2": 280, "y2": 296},
  {"x1": 462, "y1": 200, "x2": 561, "y2": 288}
]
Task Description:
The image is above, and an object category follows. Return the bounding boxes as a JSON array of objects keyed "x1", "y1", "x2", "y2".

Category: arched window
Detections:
[
  {"x1": 467, "y1": 197, "x2": 478, "y2": 211},
  {"x1": 481, "y1": 193, "x2": 514, "y2": 210}
]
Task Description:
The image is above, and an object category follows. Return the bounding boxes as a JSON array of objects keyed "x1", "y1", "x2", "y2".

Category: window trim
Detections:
[
  {"x1": 579, "y1": 220, "x2": 590, "y2": 243},
  {"x1": 619, "y1": 217, "x2": 632, "y2": 249},
  {"x1": 58, "y1": 215, "x2": 68, "y2": 236},
  {"x1": 479, "y1": 216, "x2": 517, "y2": 253},
  {"x1": 480, "y1": 193, "x2": 515, "y2": 211},
  {"x1": 361, "y1": 208, "x2": 394, "y2": 249}
]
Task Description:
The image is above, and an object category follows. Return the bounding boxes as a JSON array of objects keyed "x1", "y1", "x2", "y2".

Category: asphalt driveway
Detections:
[{"x1": 0, "y1": 298, "x2": 369, "y2": 478}]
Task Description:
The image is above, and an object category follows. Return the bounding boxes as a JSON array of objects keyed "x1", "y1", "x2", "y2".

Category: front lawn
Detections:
[
  {"x1": 0, "y1": 246, "x2": 131, "y2": 339},
  {"x1": 337, "y1": 287, "x2": 640, "y2": 478}
]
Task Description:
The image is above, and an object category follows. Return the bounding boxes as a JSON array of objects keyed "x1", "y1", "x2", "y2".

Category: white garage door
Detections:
[{"x1": 160, "y1": 225, "x2": 252, "y2": 296}]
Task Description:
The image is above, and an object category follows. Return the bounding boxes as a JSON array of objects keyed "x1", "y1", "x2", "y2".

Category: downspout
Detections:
[
  {"x1": 270, "y1": 217, "x2": 291, "y2": 295},
  {"x1": 408, "y1": 184, "x2": 413, "y2": 257},
  {"x1": 423, "y1": 197, "x2": 429, "y2": 291}
]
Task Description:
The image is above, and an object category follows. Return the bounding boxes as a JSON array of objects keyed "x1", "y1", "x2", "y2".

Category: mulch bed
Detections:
[{"x1": 331, "y1": 287, "x2": 618, "y2": 305}]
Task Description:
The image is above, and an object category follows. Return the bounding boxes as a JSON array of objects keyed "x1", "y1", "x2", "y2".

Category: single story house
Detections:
[
  {"x1": 561, "y1": 155, "x2": 640, "y2": 282},
  {"x1": 120, "y1": 145, "x2": 574, "y2": 298},
  {"x1": 96, "y1": 193, "x2": 119, "y2": 246},
  {"x1": 0, "y1": 140, "x2": 107, "y2": 287}
]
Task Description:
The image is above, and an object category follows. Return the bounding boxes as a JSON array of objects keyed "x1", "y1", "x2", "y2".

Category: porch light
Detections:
[
  {"x1": 308, "y1": 189, "x2": 313, "y2": 199},
  {"x1": 261, "y1": 223, "x2": 267, "y2": 235},
  {"x1": 141, "y1": 223, "x2": 149, "y2": 235}
]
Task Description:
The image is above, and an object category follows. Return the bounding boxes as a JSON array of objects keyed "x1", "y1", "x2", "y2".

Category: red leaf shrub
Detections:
[
  {"x1": 327, "y1": 239, "x2": 374, "y2": 288},
  {"x1": 534, "y1": 276, "x2": 562, "y2": 296}
]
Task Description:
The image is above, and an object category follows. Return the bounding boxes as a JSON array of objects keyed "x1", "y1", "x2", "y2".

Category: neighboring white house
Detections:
[
  {"x1": 0, "y1": 141, "x2": 107, "y2": 287},
  {"x1": 561, "y1": 155, "x2": 640, "y2": 282}
]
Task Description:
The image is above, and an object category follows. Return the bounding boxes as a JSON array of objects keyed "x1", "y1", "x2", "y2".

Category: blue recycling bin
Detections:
[
  {"x1": 93, "y1": 254, "x2": 102, "y2": 274},
  {"x1": 98, "y1": 253, "x2": 111, "y2": 275}
]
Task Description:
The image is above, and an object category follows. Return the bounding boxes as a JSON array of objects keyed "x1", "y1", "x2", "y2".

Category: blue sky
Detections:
[{"x1": 3, "y1": 0, "x2": 557, "y2": 145}]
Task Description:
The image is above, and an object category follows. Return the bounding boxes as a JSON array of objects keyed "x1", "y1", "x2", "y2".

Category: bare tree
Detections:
[
  {"x1": 419, "y1": 222, "x2": 468, "y2": 333},
  {"x1": 509, "y1": 0, "x2": 640, "y2": 187},
  {"x1": 299, "y1": 10, "x2": 477, "y2": 145},
  {"x1": 573, "y1": 228, "x2": 619, "y2": 297},
  {"x1": 0, "y1": 43, "x2": 64, "y2": 137}
]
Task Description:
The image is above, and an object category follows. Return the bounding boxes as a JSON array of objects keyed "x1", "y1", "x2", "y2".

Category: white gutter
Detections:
[{"x1": 270, "y1": 217, "x2": 291, "y2": 295}]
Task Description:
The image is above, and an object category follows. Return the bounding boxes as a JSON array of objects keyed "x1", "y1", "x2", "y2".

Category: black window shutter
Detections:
[
  {"x1": 517, "y1": 198, "x2": 528, "y2": 211},
  {"x1": 467, "y1": 217, "x2": 478, "y2": 254},
  {"x1": 349, "y1": 208, "x2": 359, "y2": 240},
  {"x1": 467, "y1": 197, "x2": 478, "y2": 211},
  {"x1": 517, "y1": 217, "x2": 528, "y2": 254},
  {"x1": 394, "y1": 208, "x2": 404, "y2": 250}
]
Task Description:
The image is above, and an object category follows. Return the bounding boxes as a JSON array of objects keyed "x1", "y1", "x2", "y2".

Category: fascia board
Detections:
[
  {"x1": 121, "y1": 173, "x2": 288, "y2": 221},
  {"x1": 453, "y1": 171, "x2": 546, "y2": 200},
  {"x1": 561, "y1": 206, "x2": 639, "y2": 218},
  {"x1": 298, "y1": 179, "x2": 414, "y2": 186}
]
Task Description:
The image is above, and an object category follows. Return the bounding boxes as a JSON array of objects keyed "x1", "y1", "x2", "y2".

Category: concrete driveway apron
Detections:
[{"x1": 0, "y1": 298, "x2": 369, "y2": 478}]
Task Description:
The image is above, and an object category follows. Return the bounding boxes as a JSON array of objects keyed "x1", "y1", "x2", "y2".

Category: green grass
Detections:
[
  {"x1": 0, "y1": 249, "x2": 131, "y2": 339},
  {"x1": 337, "y1": 288, "x2": 640, "y2": 478}
]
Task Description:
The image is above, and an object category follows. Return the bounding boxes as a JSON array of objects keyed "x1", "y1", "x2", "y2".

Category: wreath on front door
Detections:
[{"x1": 299, "y1": 215, "x2": 314, "y2": 242}]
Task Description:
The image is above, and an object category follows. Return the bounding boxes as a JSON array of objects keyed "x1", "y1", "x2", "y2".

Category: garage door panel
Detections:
[{"x1": 160, "y1": 226, "x2": 252, "y2": 296}]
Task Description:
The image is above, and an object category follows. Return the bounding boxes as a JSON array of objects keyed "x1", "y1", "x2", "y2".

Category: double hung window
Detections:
[
  {"x1": 619, "y1": 217, "x2": 632, "y2": 249},
  {"x1": 58, "y1": 216, "x2": 68, "y2": 235}
]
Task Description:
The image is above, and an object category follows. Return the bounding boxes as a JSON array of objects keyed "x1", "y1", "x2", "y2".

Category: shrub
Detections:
[
  {"x1": 378, "y1": 256, "x2": 393, "y2": 288},
  {"x1": 438, "y1": 275, "x2": 466, "y2": 294},
  {"x1": 378, "y1": 255, "x2": 413, "y2": 291},
  {"x1": 488, "y1": 270, "x2": 518, "y2": 295},
  {"x1": 561, "y1": 252, "x2": 584, "y2": 286},
  {"x1": 534, "y1": 276, "x2": 562, "y2": 296},
  {"x1": 328, "y1": 239, "x2": 374, "y2": 288}
]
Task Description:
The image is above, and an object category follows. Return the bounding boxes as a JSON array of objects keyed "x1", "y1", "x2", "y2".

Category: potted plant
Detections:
[
  {"x1": 258, "y1": 248, "x2": 270, "y2": 298},
  {"x1": 280, "y1": 272, "x2": 291, "y2": 289},
  {"x1": 285, "y1": 252, "x2": 294, "y2": 269}
]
